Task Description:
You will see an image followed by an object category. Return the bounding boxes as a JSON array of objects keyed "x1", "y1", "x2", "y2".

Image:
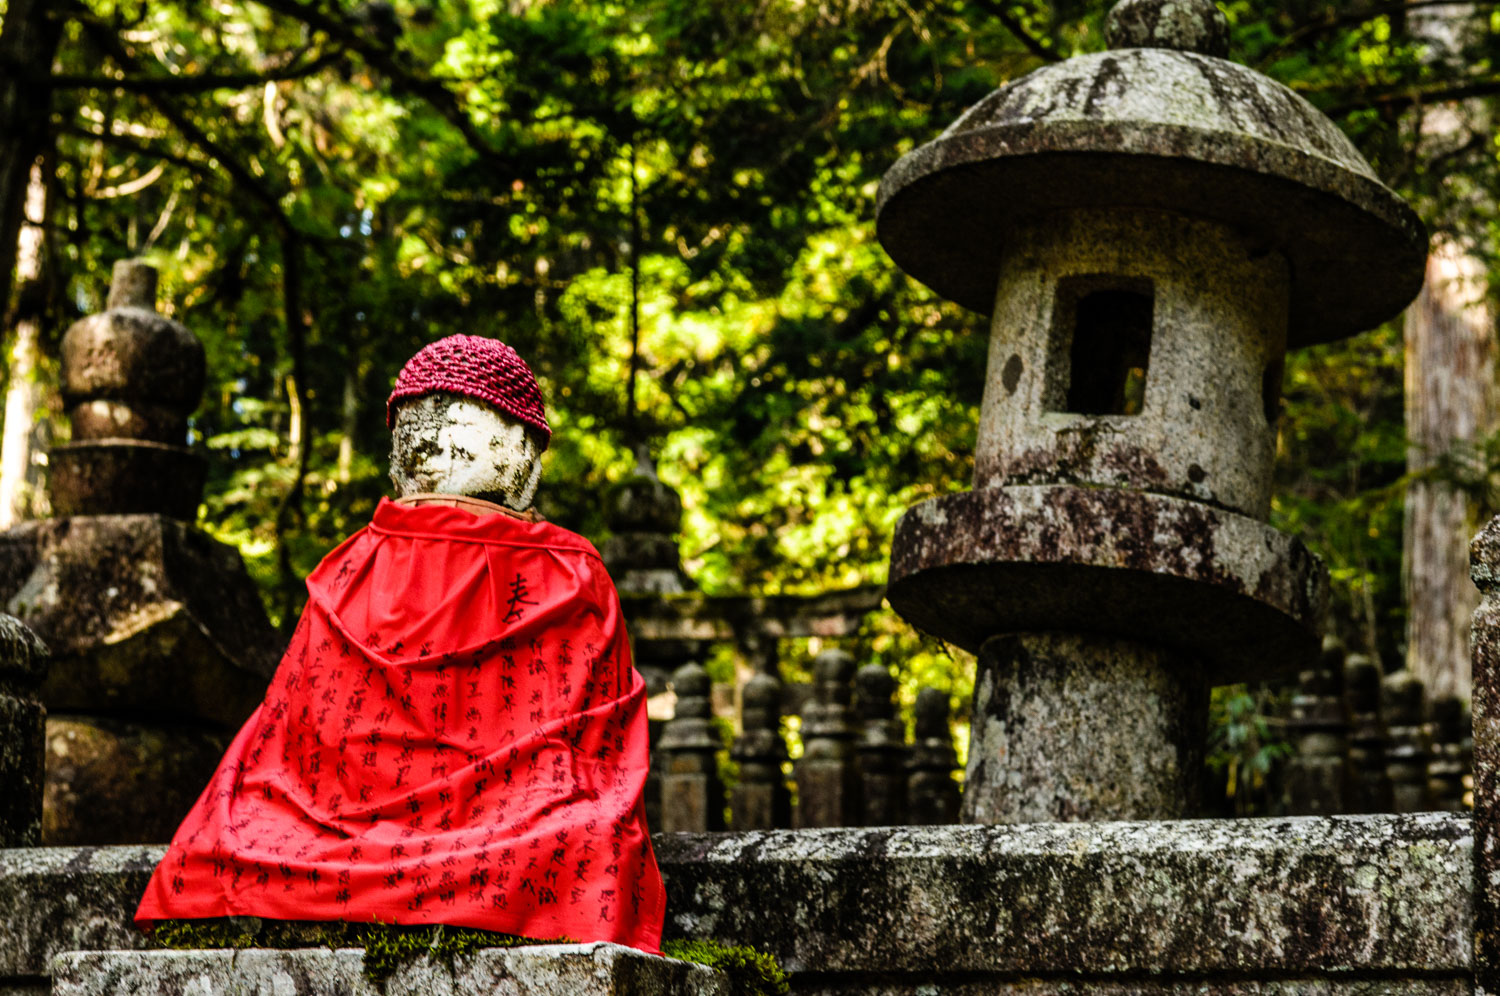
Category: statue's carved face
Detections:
[{"x1": 389, "y1": 393, "x2": 542, "y2": 510}]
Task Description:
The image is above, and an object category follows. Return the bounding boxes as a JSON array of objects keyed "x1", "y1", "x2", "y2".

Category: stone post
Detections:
[
  {"x1": 1344, "y1": 654, "x2": 1392, "y2": 813},
  {"x1": 657, "y1": 663, "x2": 725, "y2": 833},
  {"x1": 0, "y1": 613, "x2": 47, "y2": 845},
  {"x1": 730, "y1": 672, "x2": 791, "y2": 830},
  {"x1": 1383, "y1": 670, "x2": 1432, "y2": 813},
  {"x1": 1282, "y1": 636, "x2": 1349, "y2": 815},
  {"x1": 1426, "y1": 695, "x2": 1468, "y2": 813},
  {"x1": 876, "y1": 0, "x2": 1421, "y2": 821},
  {"x1": 795, "y1": 649, "x2": 860, "y2": 828},
  {"x1": 0, "y1": 260, "x2": 279, "y2": 844},
  {"x1": 1469, "y1": 516, "x2": 1500, "y2": 990},
  {"x1": 906, "y1": 686, "x2": 960, "y2": 825},
  {"x1": 854, "y1": 663, "x2": 908, "y2": 826}
]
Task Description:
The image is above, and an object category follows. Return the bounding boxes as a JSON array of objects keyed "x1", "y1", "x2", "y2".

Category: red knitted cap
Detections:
[{"x1": 386, "y1": 334, "x2": 551, "y2": 447}]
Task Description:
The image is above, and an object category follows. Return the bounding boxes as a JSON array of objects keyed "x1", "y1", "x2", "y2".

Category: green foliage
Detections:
[
  {"x1": 1205, "y1": 684, "x2": 1293, "y2": 817},
  {"x1": 14, "y1": 0, "x2": 1500, "y2": 809},
  {"x1": 662, "y1": 939, "x2": 789, "y2": 996}
]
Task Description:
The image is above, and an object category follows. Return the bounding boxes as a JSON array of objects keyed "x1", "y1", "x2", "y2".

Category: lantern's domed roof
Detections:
[{"x1": 876, "y1": 0, "x2": 1426, "y2": 345}]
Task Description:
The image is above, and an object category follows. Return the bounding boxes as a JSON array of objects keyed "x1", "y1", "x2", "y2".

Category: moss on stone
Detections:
[
  {"x1": 662, "y1": 939, "x2": 788, "y2": 996},
  {"x1": 150, "y1": 919, "x2": 786, "y2": 995}
]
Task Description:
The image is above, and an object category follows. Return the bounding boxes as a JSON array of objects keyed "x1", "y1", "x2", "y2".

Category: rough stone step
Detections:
[{"x1": 52, "y1": 944, "x2": 727, "y2": 996}]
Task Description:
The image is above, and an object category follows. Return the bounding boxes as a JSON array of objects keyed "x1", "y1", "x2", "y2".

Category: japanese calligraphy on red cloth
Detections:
[{"x1": 136, "y1": 499, "x2": 665, "y2": 953}]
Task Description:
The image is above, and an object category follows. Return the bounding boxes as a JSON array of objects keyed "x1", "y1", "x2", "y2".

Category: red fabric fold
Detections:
[{"x1": 136, "y1": 498, "x2": 665, "y2": 953}]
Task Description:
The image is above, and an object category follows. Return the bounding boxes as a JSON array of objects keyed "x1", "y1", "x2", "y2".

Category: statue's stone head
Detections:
[{"x1": 386, "y1": 335, "x2": 551, "y2": 511}]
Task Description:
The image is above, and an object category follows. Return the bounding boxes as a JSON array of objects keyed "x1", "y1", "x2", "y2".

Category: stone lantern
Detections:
[{"x1": 878, "y1": 0, "x2": 1426, "y2": 822}]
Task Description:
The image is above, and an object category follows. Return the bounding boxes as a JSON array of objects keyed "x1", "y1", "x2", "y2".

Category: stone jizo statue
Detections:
[{"x1": 136, "y1": 334, "x2": 665, "y2": 953}]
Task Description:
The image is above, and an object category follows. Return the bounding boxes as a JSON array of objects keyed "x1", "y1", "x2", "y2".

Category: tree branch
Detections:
[
  {"x1": 1257, "y1": 0, "x2": 1500, "y2": 66},
  {"x1": 48, "y1": 48, "x2": 345, "y2": 94},
  {"x1": 1328, "y1": 76, "x2": 1500, "y2": 115},
  {"x1": 249, "y1": 0, "x2": 520, "y2": 174},
  {"x1": 965, "y1": 0, "x2": 1061, "y2": 63}
]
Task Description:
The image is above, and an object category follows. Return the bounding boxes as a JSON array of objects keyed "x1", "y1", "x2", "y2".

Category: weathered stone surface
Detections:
[
  {"x1": 875, "y1": 45, "x2": 1425, "y2": 342},
  {"x1": 0, "y1": 845, "x2": 161, "y2": 978},
  {"x1": 388, "y1": 393, "x2": 542, "y2": 512},
  {"x1": 1105, "y1": 0, "x2": 1229, "y2": 56},
  {"x1": 1469, "y1": 514, "x2": 1500, "y2": 992},
  {"x1": 0, "y1": 612, "x2": 47, "y2": 694},
  {"x1": 887, "y1": 485, "x2": 1326, "y2": 680},
  {"x1": 60, "y1": 268, "x2": 204, "y2": 417},
  {"x1": 794, "y1": 982, "x2": 1467, "y2": 995},
  {"x1": 656, "y1": 815, "x2": 1472, "y2": 977},
  {"x1": 0, "y1": 515, "x2": 277, "y2": 723},
  {"x1": 973, "y1": 209, "x2": 1288, "y2": 518},
  {"x1": 0, "y1": 615, "x2": 47, "y2": 847},
  {"x1": 42, "y1": 716, "x2": 229, "y2": 846},
  {"x1": 965, "y1": 632, "x2": 1204, "y2": 823},
  {"x1": 51, "y1": 944, "x2": 727, "y2": 996},
  {"x1": 47, "y1": 442, "x2": 205, "y2": 520}
]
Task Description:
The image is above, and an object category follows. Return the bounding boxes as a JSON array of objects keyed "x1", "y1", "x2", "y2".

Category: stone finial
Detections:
[
  {"x1": 657, "y1": 663, "x2": 725, "y2": 832},
  {"x1": 1105, "y1": 0, "x2": 1230, "y2": 57},
  {"x1": 796, "y1": 649, "x2": 861, "y2": 828},
  {"x1": 600, "y1": 446, "x2": 692, "y2": 606},
  {"x1": 106, "y1": 259, "x2": 159, "y2": 311},
  {"x1": 730, "y1": 672, "x2": 791, "y2": 830},
  {"x1": 53, "y1": 260, "x2": 207, "y2": 518},
  {"x1": 0, "y1": 613, "x2": 49, "y2": 846},
  {"x1": 855, "y1": 664, "x2": 908, "y2": 826},
  {"x1": 908, "y1": 686, "x2": 960, "y2": 825}
]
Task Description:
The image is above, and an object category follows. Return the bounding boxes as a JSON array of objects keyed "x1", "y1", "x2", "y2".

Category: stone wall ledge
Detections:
[
  {"x1": 51, "y1": 944, "x2": 726, "y2": 996},
  {"x1": 656, "y1": 814, "x2": 1473, "y2": 977},
  {"x1": 0, "y1": 814, "x2": 1475, "y2": 985}
]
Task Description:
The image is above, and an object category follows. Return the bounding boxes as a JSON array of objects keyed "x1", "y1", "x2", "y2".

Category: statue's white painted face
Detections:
[{"x1": 389, "y1": 393, "x2": 543, "y2": 510}]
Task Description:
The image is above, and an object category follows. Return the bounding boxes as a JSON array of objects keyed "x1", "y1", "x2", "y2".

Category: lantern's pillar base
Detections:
[{"x1": 962, "y1": 631, "x2": 1205, "y2": 824}]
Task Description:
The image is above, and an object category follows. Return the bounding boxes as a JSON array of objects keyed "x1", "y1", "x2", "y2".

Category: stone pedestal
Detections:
[
  {"x1": 51, "y1": 945, "x2": 726, "y2": 996},
  {"x1": 0, "y1": 613, "x2": 47, "y2": 846},
  {"x1": 966, "y1": 633, "x2": 1205, "y2": 823}
]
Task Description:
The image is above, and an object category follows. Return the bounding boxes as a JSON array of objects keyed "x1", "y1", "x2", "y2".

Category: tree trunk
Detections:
[
  {"x1": 0, "y1": 163, "x2": 52, "y2": 527},
  {"x1": 0, "y1": 0, "x2": 63, "y2": 312},
  {"x1": 1401, "y1": 3, "x2": 1495, "y2": 704}
]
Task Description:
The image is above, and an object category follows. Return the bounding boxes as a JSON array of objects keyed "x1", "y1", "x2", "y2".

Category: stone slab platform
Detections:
[
  {"x1": 52, "y1": 945, "x2": 726, "y2": 996},
  {"x1": 0, "y1": 815, "x2": 1475, "y2": 991}
]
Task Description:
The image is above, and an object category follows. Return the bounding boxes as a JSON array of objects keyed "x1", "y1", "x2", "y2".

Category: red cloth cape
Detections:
[{"x1": 136, "y1": 499, "x2": 665, "y2": 952}]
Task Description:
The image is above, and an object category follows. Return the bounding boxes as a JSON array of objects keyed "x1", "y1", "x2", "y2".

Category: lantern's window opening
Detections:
[{"x1": 1049, "y1": 277, "x2": 1154, "y2": 417}]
